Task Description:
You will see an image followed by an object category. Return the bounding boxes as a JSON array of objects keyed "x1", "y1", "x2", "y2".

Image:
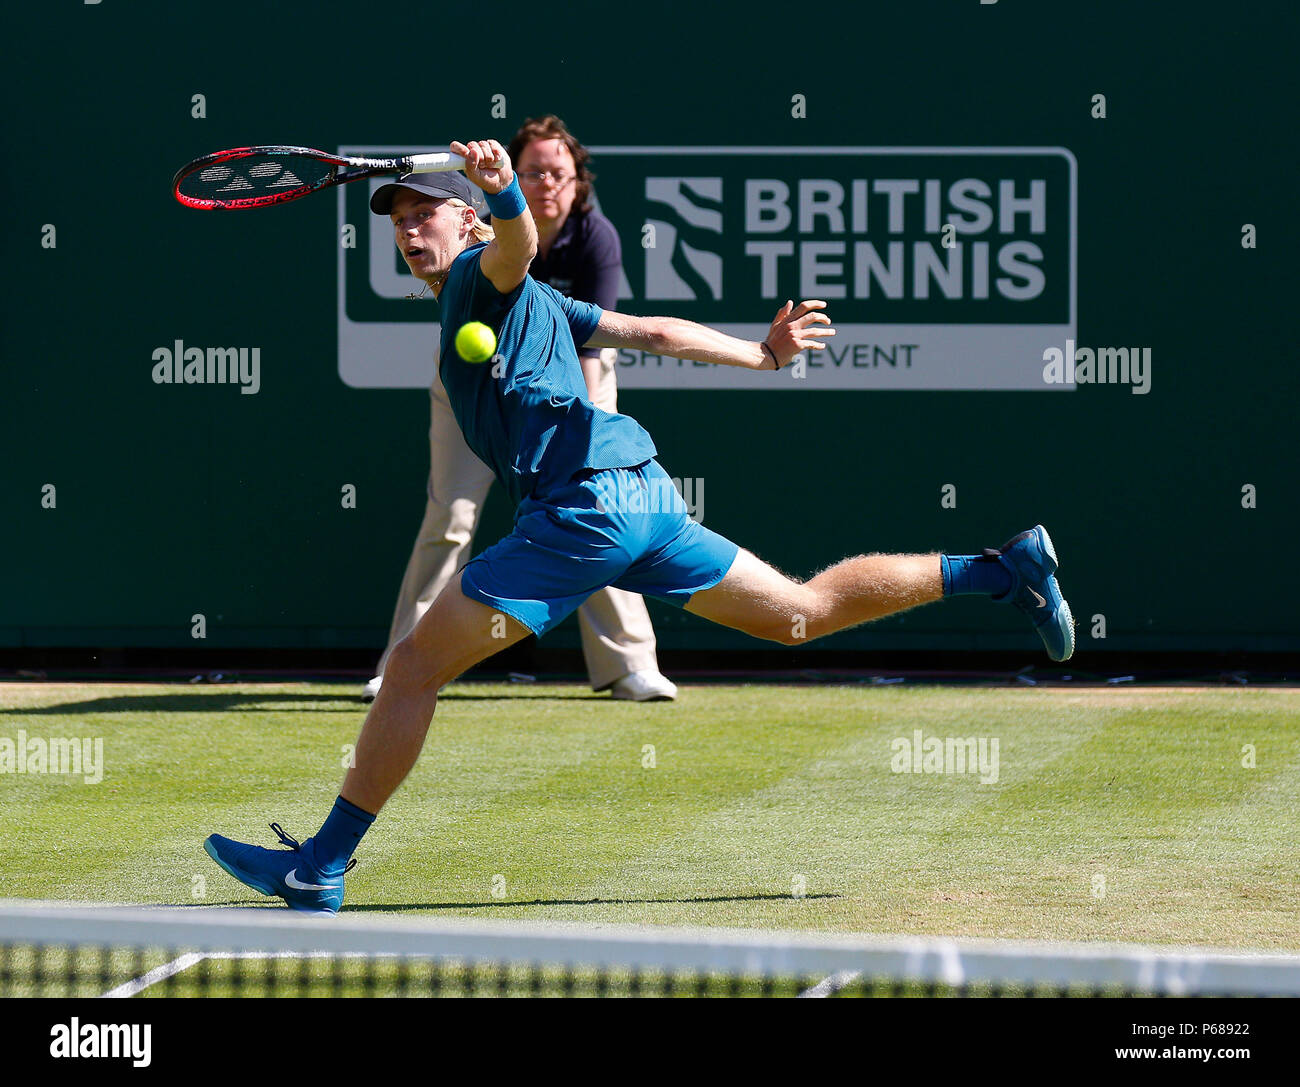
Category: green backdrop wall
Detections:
[{"x1": 4, "y1": 1, "x2": 1296, "y2": 655}]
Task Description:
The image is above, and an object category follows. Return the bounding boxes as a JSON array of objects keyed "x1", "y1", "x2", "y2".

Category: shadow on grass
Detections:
[
  {"x1": 344, "y1": 893, "x2": 842, "y2": 911},
  {"x1": 161, "y1": 893, "x2": 841, "y2": 911},
  {"x1": 10, "y1": 690, "x2": 609, "y2": 715}
]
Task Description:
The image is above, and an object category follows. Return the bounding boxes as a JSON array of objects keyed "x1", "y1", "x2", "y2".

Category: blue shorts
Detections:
[{"x1": 460, "y1": 460, "x2": 739, "y2": 636}]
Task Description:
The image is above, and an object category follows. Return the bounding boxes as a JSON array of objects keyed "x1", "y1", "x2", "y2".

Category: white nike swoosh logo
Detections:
[
  {"x1": 284, "y1": 868, "x2": 333, "y2": 892},
  {"x1": 1028, "y1": 588, "x2": 1047, "y2": 608}
]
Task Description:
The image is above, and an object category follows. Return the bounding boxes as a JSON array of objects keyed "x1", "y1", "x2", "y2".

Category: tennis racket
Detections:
[{"x1": 172, "y1": 145, "x2": 489, "y2": 210}]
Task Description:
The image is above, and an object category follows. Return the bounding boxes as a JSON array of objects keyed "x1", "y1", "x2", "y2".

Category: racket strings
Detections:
[{"x1": 178, "y1": 154, "x2": 335, "y2": 203}]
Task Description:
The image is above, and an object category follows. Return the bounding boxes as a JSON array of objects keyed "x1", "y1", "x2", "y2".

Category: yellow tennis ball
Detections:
[{"x1": 455, "y1": 321, "x2": 497, "y2": 363}]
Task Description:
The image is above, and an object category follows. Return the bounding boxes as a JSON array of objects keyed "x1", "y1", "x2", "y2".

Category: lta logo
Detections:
[
  {"x1": 644, "y1": 178, "x2": 723, "y2": 301},
  {"x1": 337, "y1": 146, "x2": 1077, "y2": 392}
]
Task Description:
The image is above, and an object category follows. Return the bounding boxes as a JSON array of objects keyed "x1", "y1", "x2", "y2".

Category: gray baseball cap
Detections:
[{"x1": 369, "y1": 171, "x2": 485, "y2": 216}]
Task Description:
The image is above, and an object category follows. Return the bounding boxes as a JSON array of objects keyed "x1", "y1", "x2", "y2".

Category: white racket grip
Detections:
[
  {"x1": 406, "y1": 150, "x2": 505, "y2": 174},
  {"x1": 405, "y1": 151, "x2": 465, "y2": 174}
]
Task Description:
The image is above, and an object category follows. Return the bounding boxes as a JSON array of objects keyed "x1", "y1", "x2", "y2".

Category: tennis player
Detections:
[
  {"x1": 363, "y1": 115, "x2": 676, "y2": 704},
  {"x1": 205, "y1": 138, "x2": 1074, "y2": 912}
]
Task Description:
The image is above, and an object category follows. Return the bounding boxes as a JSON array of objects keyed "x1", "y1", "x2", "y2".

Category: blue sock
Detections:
[
  {"x1": 941, "y1": 554, "x2": 1013, "y2": 598},
  {"x1": 307, "y1": 796, "x2": 375, "y2": 876}
]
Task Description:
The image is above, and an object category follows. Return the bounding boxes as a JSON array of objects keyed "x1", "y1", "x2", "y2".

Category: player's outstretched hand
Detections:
[
  {"x1": 452, "y1": 139, "x2": 513, "y2": 195},
  {"x1": 764, "y1": 299, "x2": 834, "y2": 367}
]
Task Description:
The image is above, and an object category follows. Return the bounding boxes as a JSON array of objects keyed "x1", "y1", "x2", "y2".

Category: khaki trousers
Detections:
[{"x1": 376, "y1": 349, "x2": 661, "y2": 689}]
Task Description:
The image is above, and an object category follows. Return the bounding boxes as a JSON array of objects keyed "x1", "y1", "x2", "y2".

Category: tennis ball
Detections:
[{"x1": 455, "y1": 321, "x2": 497, "y2": 364}]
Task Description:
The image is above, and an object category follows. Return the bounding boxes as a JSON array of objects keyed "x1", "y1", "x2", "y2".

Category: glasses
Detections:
[{"x1": 519, "y1": 170, "x2": 574, "y2": 188}]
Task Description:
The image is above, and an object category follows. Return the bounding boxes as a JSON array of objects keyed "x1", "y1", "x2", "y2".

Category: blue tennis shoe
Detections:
[
  {"x1": 204, "y1": 823, "x2": 351, "y2": 914},
  {"x1": 989, "y1": 525, "x2": 1075, "y2": 661}
]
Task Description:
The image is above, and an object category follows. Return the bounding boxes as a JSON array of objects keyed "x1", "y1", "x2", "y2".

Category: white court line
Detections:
[
  {"x1": 103, "y1": 951, "x2": 386, "y2": 998},
  {"x1": 103, "y1": 951, "x2": 293, "y2": 998},
  {"x1": 103, "y1": 952, "x2": 209, "y2": 998},
  {"x1": 797, "y1": 970, "x2": 862, "y2": 998}
]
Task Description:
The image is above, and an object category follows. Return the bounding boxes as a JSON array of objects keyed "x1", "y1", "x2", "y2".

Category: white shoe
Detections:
[
  {"x1": 361, "y1": 675, "x2": 383, "y2": 702},
  {"x1": 608, "y1": 671, "x2": 678, "y2": 702}
]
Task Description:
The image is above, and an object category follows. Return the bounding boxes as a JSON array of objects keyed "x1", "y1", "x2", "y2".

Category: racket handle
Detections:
[
  {"x1": 406, "y1": 151, "x2": 465, "y2": 174},
  {"x1": 405, "y1": 151, "x2": 505, "y2": 174}
]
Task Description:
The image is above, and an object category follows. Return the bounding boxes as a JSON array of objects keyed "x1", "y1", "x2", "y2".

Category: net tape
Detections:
[{"x1": 3, "y1": 904, "x2": 1299, "y2": 997}]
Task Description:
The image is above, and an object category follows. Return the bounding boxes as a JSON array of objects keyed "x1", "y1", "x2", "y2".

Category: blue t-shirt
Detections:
[{"x1": 437, "y1": 242, "x2": 657, "y2": 506}]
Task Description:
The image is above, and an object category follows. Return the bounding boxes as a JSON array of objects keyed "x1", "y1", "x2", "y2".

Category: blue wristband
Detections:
[{"x1": 485, "y1": 177, "x2": 527, "y2": 220}]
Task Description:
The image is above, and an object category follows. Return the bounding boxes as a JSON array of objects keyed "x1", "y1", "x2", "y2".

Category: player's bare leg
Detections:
[
  {"x1": 204, "y1": 572, "x2": 529, "y2": 912},
  {"x1": 342, "y1": 573, "x2": 530, "y2": 814},
  {"x1": 687, "y1": 527, "x2": 1073, "y2": 660},
  {"x1": 685, "y1": 548, "x2": 941, "y2": 644}
]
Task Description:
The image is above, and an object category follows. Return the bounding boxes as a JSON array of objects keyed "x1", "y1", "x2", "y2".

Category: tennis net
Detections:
[{"x1": 3, "y1": 903, "x2": 1299, "y2": 998}]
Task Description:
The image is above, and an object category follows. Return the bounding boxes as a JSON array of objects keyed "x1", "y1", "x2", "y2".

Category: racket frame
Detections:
[{"x1": 171, "y1": 145, "x2": 468, "y2": 210}]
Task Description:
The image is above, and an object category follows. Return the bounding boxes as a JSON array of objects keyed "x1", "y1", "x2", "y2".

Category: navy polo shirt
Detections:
[{"x1": 527, "y1": 208, "x2": 623, "y2": 360}]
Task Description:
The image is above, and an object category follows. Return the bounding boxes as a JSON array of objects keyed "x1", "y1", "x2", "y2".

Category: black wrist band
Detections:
[{"x1": 761, "y1": 342, "x2": 780, "y2": 370}]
